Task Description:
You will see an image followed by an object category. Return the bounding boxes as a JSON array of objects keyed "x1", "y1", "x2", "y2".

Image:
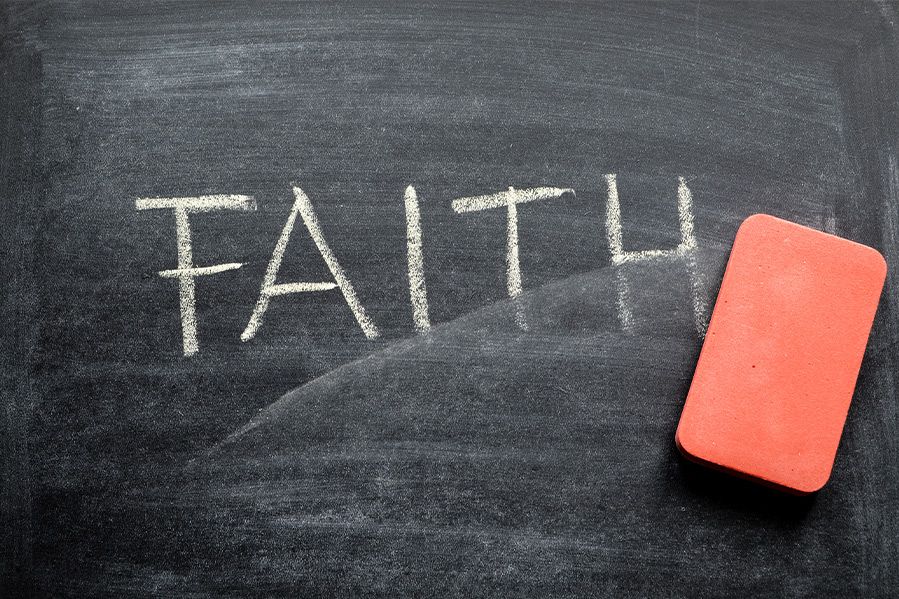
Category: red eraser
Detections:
[{"x1": 676, "y1": 214, "x2": 887, "y2": 494}]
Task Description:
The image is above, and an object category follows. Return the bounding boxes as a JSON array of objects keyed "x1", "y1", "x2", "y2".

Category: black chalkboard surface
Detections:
[{"x1": 2, "y1": 1, "x2": 898, "y2": 596}]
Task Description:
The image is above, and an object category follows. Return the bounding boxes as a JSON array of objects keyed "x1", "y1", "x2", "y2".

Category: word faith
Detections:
[{"x1": 135, "y1": 177, "x2": 707, "y2": 356}]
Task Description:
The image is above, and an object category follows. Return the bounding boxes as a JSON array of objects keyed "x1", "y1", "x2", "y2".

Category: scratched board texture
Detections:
[{"x1": 1, "y1": 1, "x2": 898, "y2": 597}]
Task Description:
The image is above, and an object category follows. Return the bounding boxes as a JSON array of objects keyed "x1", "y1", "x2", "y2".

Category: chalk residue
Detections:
[
  {"x1": 676, "y1": 177, "x2": 709, "y2": 336},
  {"x1": 505, "y1": 193, "x2": 522, "y2": 298},
  {"x1": 135, "y1": 195, "x2": 256, "y2": 212},
  {"x1": 241, "y1": 187, "x2": 379, "y2": 342},
  {"x1": 135, "y1": 194, "x2": 257, "y2": 356},
  {"x1": 453, "y1": 186, "x2": 574, "y2": 330},
  {"x1": 505, "y1": 191, "x2": 526, "y2": 329},
  {"x1": 404, "y1": 185, "x2": 431, "y2": 331},
  {"x1": 451, "y1": 186, "x2": 574, "y2": 213},
  {"x1": 604, "y1": 175, "x2": 708, "y2": 336},
  {"x1": 882, "y1": 152, "x2": 899, "y2": 334}
]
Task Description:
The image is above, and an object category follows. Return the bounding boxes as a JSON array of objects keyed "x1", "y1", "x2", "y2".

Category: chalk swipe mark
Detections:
[{"x1": 604, "y1": 175, "x2": 708, "y2": 336}]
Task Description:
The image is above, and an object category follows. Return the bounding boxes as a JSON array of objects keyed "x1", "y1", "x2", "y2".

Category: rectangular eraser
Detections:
[{"x1": 676, "y1": 214, "x2": 887, "y2": 494}]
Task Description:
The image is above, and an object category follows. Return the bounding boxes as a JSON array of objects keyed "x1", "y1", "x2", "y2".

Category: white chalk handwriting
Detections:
[{"x1": 136, "y1": 178, "x2": 704, "y2": 356}]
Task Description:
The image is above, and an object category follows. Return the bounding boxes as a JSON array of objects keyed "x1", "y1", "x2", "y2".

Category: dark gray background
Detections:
[{"x1": 2, "y1": 1, "x2": 898, "y2": 596}]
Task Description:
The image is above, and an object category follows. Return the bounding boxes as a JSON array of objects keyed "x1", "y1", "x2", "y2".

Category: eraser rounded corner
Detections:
[
  {"x1": 672, "y1": 424, "x2": 728, "y2": 476},
  {"x1": 673, "y1": 425, "x2": 699, "y2": 463},
  {"x1": 791, "y1": 466, "x2": 833, "y2": 496},
  {"x1": 863, "y1": 243, "x2": 889, "y2": 282},
  {"x1": 738, "y1": 212, "x2": 774, "y2": 231}
]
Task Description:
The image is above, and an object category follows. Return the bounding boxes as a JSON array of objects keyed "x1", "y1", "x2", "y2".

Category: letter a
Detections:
[{"x1": 241, "y1": 187, "x2": 379, "y2": 341}]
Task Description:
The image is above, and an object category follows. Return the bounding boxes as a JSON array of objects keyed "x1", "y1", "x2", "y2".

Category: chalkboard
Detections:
[{"x1": 2, "y1": 1, "x2": 898, "y2": 596}]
